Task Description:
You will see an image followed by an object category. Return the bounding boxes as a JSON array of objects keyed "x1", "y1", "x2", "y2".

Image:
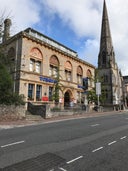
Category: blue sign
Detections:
[
  {"x1": 39, "y1": 76, "x2": 57, "y2": 83},
  {"x1": 78, "y1": 85, "x2": 84, "y2": 89}
]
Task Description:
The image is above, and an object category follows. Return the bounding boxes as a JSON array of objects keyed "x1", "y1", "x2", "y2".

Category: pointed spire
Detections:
[
  {"x1": 100, "y1": 0, "x2": 112, "y2": 51},
  {"x1": 98, "y1": 0, "x2": 115, "y2": 67}
]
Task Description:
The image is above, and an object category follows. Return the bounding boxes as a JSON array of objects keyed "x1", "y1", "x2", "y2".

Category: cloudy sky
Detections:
[{"x1": 0, "y1": 0, "x2": 128, "y2": 75}]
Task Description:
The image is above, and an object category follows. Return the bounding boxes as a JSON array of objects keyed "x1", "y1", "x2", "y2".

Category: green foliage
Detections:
[
  {"x1": 87, "y1": 89, "x2": 97, "y2": 104},
  {"x1": 0, "y1": 63, "x2": 13, "y2": 95},
  {"x1": 52, "y1": 66, "x2": 64, "y2": 103},
  {"x1": 0, "y1": 51, "x2": 25, "y2": 105},
  {"x1": 50, "y1": 107, "x2": 61, "y2": 112},
  {"x1": 87, "y1": 68, "x2": 107, "y2": 105}
]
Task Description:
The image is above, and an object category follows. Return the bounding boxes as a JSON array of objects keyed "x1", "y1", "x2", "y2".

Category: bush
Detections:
[
  {"x1": 0, "y1": 52, "x2": 25, "y2": 106},
  {"x1": 51, "y1": 107, "x2": 61, "y2": 112},
  {"x1": 0, "y1": 93, "x2": 25, "y2": 106}
]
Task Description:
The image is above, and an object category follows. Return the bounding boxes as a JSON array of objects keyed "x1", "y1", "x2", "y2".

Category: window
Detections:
[
  {"x1": 83, "y1": 77, "x2": 88, "y2": 90},
  {"x1": 35, "y1": 61, "x2": 41, "y2": 73},
  {"x1": 49, "y1": 66, "x2": 52, "y2": 76},
  {"x1": 87, "y1": 69, "x2": 92, "y2": 87},
  {"x1": 29, "y1": 59, "x2": 41, "y2": 73},
  {"x1": 36, "y1": 85, "x2": 42, "y2": 101},
  {"x1": 30, "y1": 59, "x2": 34, "y2": 71},
  {"x1": 77, "y1": 75, "x2": 82, "y2": 84},
  {"x1": 77, "y1": 66, "x2": 83, "y2": 84},
  {"x1": 65, "y1": 61, "x2": 72, "y2": 82},
  {"x1": 49, "y1": 65, "x2": 58, "y2": 77},
  {"x1": 104, "y1": 75, "x2": 108, "y2": 82},
  {"x1": 49, "y1": 87, "x2": 53, "y2": 101},
  {"x1": 28, "y1": 84, "x2": 34, "y2": 100},
  {"x1": 49, "y1": 55, "x2": 59, "y2": 77},
  {"x1": 65, "y1": 70, "x2": 72, "y2": 81}
]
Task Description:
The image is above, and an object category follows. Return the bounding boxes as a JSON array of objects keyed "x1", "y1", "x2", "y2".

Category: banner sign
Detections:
[
  {"x1": 96, "y1": 82, "x2": 101, "y2": 95},
  {"x1": 39, "y1": 76, "x2": 57, "y2": 83}
]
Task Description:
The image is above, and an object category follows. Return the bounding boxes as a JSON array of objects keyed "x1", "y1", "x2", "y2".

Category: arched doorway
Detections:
[
  {"x1": 64, "y1": 90, "x2": 73, "y2": 107},
  {"x1": 64, "y1": 91, "x2": 70, "y2": 107}
]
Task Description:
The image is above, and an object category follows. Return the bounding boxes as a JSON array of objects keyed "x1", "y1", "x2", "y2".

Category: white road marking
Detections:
[
  {"x1": 108, "y1": 141, "x2": 117, "y2": 146},
  {"x1": 92, "y1": 147, "x2": 103, "y2": 153},
  {"x1": 125, "y1": 118, "x2": 128, "y2": 119},
  {"x1": 120, "y1": 136, "x2": 127, "y2": 140},
  {"x1": 91, "y1": 124, "x2": 100, "y2": 127},
  {"x1": 66, "y1": 156, "x2": 83, "y2": 164},
  {"x1": 1, "y1": 140, "x2": 25, "y2": 148},
  {"x1": 59, "y1": 167, "x2": 67, "y2": 171}
]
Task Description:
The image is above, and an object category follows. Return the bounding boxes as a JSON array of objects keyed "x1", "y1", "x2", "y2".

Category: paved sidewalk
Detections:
[{"x1": 0, "y1": 110, "x2": 127, "y2": 129}]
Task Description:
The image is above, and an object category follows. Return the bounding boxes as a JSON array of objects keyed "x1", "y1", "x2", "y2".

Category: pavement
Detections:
[{"x1": 0, "y1": 110, "x2": 127, "y2": 129}]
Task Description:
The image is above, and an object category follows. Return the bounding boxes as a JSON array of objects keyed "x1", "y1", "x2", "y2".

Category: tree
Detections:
[
  {"x1": 52, "y1": 65, "x2": 64, "y2": 104},
  {"x1": 87, "y1": 88, "x2": 97, "y2": 104},
  {"x1": 87, "y1": 68, "x2": 107, "y2": 105},
  {"x1": 0, "y1": 51, "x2": 25, "y2": 105}
]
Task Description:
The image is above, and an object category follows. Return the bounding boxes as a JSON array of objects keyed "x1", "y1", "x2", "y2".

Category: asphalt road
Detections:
[{"x1": 0, "y1": 112, "x2": 128, "y2": 170}]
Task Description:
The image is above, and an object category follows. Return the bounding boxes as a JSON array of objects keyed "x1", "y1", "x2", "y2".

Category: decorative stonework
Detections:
[
  {"x1": 65, "y1": 61, "x2": 72, "y2": 70},
  {"x1": 77, "y1": 66, "x2": 83, "y2": 75},
  {"x1": 50, "y1": 55, "x2": 59, "y2": 66},
  {"x1": 30, "y1": 47, "x2": 42, "y2": 59}
]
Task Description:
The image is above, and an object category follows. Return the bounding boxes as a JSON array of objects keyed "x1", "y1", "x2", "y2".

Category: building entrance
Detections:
[{"x1": 64, "y1": 91, "x2": 70, "y2": 107}]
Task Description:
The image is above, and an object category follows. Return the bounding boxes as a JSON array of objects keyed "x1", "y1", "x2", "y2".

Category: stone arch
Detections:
[
  {"x1": 30, "y1": 47, "x2": 43, "y2": 60},
  {"x1": 50, "y1": 55, "x2": 59, "y2": 66},
  {"x1": 77, "y1": 65, "x2": 83, "y2": 75},
  {"x1": 87, "y1": 69, "x2": 92, "y2": 78},
  {"x1": 64, "y1": 89, "x2": 73, "y2": 107},
  {"x1": 64, "y1": 61, "x2": 72, "y2": 71}
]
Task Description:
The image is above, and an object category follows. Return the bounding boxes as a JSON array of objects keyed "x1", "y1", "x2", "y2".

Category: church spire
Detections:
[{"x1": 98, "y1": 0, "x2": 115, "y2": 68}]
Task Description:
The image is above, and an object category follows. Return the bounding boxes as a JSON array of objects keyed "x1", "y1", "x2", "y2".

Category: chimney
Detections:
[{"x1": 3, "y1": 18, "x2": 12, "y2": 42}]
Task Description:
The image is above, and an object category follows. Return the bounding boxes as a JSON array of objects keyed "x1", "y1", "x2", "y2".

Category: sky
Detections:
[{"x1": 0, "y1": 0, "x2": 128, "y2": 76}]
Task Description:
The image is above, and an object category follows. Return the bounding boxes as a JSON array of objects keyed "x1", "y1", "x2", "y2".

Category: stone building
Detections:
[
  {"x1": 0, "y1": 22, "x2": 95, "y2": 108},
  {"x1": 97, "y1": 0, "x2": 123, "y2": 106},
  {"x1": 123, "y1": 76, "x2": 128, "y2": 107}
]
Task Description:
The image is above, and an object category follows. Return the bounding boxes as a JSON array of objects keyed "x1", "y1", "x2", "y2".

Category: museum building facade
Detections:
[{"x1": 1, "y1": 21, "x2": 95, "y2": 107}]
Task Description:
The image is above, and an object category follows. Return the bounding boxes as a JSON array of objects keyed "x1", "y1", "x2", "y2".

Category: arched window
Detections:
[
  {"x1": 8, "y1": 47, "x2": 15, "y2": 58},
  {"x1": 87, "y1": 69, "x2": 92, "y2": 87},
  {"x1": 77, "y1": 65, "x2": 83, "y2": 84},
  {"x1": 104, "y1": 74, "x2": 108, "y2": 83},
  {"x1": 29, "y1": 48, "x2": 43, "y2": 73},
  {"x1": 8, "y1": 47, "x2": 15, "y2": 72},
  {"x1": 49, "y1": 55, "x2": 59, "y2": 77},
  {"x1": 64, "y1": 61, "x2": 72, "y2": 81}
]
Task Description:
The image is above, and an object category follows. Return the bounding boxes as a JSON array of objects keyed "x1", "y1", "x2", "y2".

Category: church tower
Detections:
[{"x1": 98, "y1": 0, "x2": 123, "y2": 105}]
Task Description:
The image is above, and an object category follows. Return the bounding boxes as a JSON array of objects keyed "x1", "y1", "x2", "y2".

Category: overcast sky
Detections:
[{"x1": 0, "y1": 0, "x2": 128, "y2": 75}]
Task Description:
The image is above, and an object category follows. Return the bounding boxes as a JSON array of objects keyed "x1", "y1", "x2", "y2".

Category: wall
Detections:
[{"x1": 0, "y1": 105, "x2": 26, "y2": 121}]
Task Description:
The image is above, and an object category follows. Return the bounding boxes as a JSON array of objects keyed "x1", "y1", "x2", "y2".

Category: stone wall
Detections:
[
  {"x1": 0, "y1": 105, "x2": 26, "y2": 121},
  {"x1": 27, "y1": 102, "x2": 46, "y2": 118}
]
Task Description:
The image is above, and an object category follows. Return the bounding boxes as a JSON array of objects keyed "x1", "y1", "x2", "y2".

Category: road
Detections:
[{"x1": 0, "y1": 112, "x2": 128, "y2": 170}]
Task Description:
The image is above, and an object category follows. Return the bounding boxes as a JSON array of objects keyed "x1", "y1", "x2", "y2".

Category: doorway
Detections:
[{"x1": 64, "y1": 91, "x2": 70, "y2": 107}]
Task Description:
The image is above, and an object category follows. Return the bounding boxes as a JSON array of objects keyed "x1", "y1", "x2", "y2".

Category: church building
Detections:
[{"x1": 98, "y1": 0, "x2": 123, "y2": 106}]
